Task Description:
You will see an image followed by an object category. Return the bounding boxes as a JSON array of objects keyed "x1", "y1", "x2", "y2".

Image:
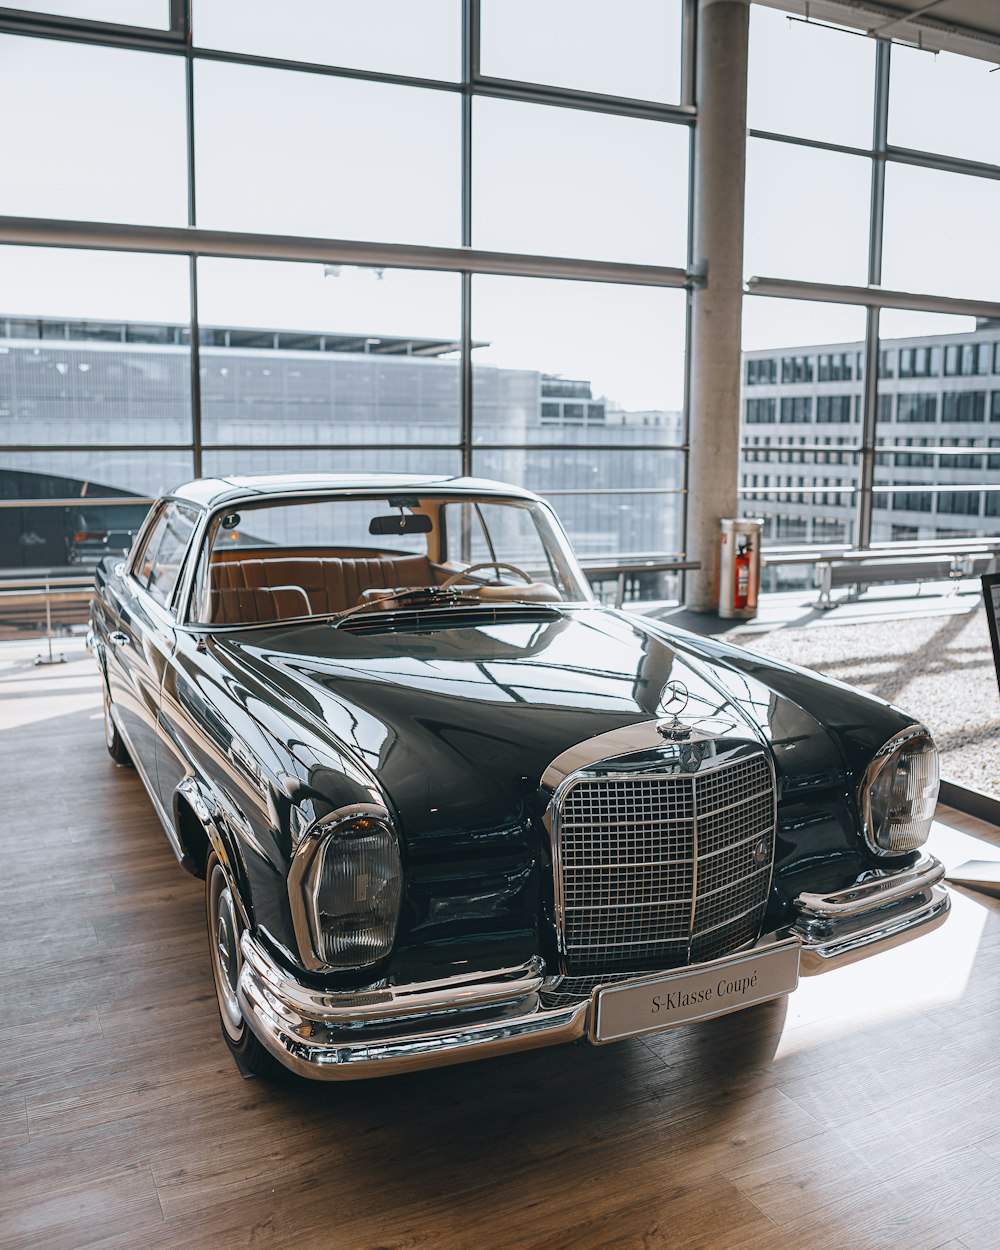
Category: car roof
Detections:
[{"x1": 169, "y1": 474, "x2": 544, "y2": 509}]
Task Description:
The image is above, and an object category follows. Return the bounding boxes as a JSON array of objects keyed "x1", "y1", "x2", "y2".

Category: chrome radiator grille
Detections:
[{"x1": 554, "y1": 751, "x2": 775, "y2": 975}]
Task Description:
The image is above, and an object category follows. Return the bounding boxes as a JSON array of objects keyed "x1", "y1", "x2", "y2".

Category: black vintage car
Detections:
[{"x1": 90, "y1": 474, "x2": 948, "y2": 1080}]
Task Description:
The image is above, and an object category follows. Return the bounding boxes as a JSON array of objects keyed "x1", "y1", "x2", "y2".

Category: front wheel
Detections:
[{"x1": 205, "y1": 851, "x2": 279, "y2": 1078}]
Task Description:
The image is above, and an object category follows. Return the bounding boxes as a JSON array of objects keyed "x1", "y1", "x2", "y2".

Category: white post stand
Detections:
[{"x1": 34, "y1": 583, "x2": 66, "y2": 667}]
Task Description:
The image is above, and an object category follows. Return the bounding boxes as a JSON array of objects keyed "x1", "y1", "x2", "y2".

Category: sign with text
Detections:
[{"x1": 592, "y1": 940, "x2": 800, "y2": 1043}]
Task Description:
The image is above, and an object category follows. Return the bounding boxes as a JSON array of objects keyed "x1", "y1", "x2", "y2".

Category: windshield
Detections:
[{"x1": 191, "y1": 492, "x2": 592, "y2": 626}]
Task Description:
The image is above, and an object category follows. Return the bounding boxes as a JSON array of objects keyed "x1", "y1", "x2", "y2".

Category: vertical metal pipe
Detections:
[
  {"x1": 856, "y1": 39, "x2": 890, "y2": 550},
  {"x1": 461, "y1": 273, "x2": 473, "y2": 479},
  {"x1": 679, "y1": 0, "x2": 698, "y2": 603},
  {"x1": 681, "y1": 0, "x2": 698, "y2": 109},
  {"x1": 184, "y1": 38, "x2": 203, "y2": 479},
  {"x1": 679, "y1": 114, "x2": 697, "y2": 601},
  {"x1": 857, "y1": 305, "x2": 880, "y2": 549},
  {"x1": 459, "y1": 0, "x2": 477, "y2": 480},
  {"x1": 683, "y1": 0, "x2": 750, "y2": 611},
  {"x1": 171, "y1": 0, "x2": 188, "y2": 39}
]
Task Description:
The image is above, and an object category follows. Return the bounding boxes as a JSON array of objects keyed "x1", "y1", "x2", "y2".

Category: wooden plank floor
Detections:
[{"x1": 2, "y1": 636, "x2": 1000, "y2": 1250}]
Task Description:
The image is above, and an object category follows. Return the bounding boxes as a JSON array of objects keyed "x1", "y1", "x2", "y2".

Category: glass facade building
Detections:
[
  {"x1": 0, "y1": 312, "x2": 681, "y2": 568},
  {"x1": 741, "y1": 320, "x2": 1000, "y2": 551}
]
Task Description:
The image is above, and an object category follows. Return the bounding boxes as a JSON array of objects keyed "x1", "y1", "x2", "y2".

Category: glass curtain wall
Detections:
[
  {"x1": 740, "y1": 296, "x2": 866, "y2": 585},
  {"x1": 0, "y1": 0, "x2": 692, "y2": 582},
  {"x1": 739, "y1": 8, "x2": 1000, "y2": 558},
  {"x1": 874, "y1": 309, "x2": 1000, "y2": 542}
]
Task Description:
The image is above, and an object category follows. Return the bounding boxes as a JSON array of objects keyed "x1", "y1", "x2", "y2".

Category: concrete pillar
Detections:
[{"x1": 684, "y1": 0, "x2": 750, "y2": 612}]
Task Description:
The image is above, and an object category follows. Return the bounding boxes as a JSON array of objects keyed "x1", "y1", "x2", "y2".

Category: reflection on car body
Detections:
[{"x1": 89, "y1": 474, "x2": 948, "y2": 1081}]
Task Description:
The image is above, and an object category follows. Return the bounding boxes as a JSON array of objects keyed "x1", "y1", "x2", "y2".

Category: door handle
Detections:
[{"x1": 109, "y1": 631, "x2": 130, "y2": 647}]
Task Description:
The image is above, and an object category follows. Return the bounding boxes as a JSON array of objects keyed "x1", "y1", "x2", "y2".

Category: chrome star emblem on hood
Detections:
[{"x1": 656, "y1": 680, "x2": 692, "y2": 741}]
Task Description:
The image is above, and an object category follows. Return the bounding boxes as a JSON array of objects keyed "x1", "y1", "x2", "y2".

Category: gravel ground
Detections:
[{"x1": 724, "y1": 604, "x2": 1000, "y2": 799}]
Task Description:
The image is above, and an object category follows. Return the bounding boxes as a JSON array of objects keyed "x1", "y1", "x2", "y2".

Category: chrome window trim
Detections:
[
  {"x1": 175, "y1": 486, "x2": 594, "y2": 628},
  {"x1": 124, "y1": 499, "x2": 167, "y2": 582},
  {"x1": 144, "y1": 498, "x2": 203, "y2": 615},
  {"x1": 124, "y1": 496, "x2": 204, "y2": 623}
]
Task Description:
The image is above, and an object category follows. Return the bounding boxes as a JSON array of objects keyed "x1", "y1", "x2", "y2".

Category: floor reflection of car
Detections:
[{"x1": 90, "y1": 474, "x2": 949, "y2": 1082}]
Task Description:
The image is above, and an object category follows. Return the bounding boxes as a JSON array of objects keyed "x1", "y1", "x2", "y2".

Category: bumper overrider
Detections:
[{"x1": 238, "y1": 854, "x2": 949, "y2": 1080}]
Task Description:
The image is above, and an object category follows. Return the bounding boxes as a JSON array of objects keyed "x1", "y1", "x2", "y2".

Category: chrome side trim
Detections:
[
  {"x1": 794, "y1": 854, "x2": 945, "y2": 919},
  {"x1": 797, "y1": 886, "x2": 950, "y2": 974},
  {"x1": 792, "y1": 853, "x2": 950, "y2": 974},
  {"x1": 174, "y1": 775, "x2": 251, "y2": 926}
]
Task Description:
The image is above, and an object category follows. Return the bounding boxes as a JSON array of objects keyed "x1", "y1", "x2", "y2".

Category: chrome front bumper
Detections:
[{"x1": 238, "y1": 853, "x2": 949, "y2": 1081}]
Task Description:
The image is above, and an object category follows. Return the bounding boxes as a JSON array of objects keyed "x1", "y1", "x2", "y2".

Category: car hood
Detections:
[{"x1": 210, "y1": 606, "x2": 887, "y2": 845}]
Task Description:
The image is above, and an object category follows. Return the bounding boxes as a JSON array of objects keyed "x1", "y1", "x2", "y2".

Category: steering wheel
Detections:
[{"x1": 440, "y1": 562, "x2": 534, "y2": 591}]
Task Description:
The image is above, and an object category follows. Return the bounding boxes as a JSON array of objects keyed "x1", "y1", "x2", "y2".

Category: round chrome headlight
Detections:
[
  {"x1": 860, "y1": 727, "x2": 939, "y2": 857},
  {"x1": 288, "y1": 804, "x2": 403, "y2": 971}
]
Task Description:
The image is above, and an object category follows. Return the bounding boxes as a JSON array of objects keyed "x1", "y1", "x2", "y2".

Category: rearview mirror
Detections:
[{"x1": 369, "y1": 513, "x2": 432, "y2": 536}]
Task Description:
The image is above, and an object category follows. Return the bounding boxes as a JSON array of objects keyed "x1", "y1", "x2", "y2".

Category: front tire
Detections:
[
  {"x1": 102, "y1": 684, "x2": 132, "y2": 767},
  {"x1": 205, "y1": 851, "x2": 279, "y2": 1078}
]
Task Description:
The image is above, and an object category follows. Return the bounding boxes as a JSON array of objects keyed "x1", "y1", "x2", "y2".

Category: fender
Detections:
[{"x1": 174, "y1": 775, "x2": 253, "y2": 928}]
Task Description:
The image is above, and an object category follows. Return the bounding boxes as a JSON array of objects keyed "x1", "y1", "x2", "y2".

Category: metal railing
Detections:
[
  {"x1": 0, "y1": 574, "x2": 95, "y2": 663},
  {"x1": 580, "y1": 557, "x2": 701, "y2": 608},
  {"x1": 762, "y1": 537, "x2": 1000, "y2": 566}
]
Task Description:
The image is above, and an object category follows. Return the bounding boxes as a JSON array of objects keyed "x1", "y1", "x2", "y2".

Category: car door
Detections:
[
  {"x1": 106, "y1": 501, "x2": 200, "y2": 819},
  {"x1": 103, "y1": 503, "x2": 170, "y2": 791},
  {"x1": 155, "y1": 569, "x2": 238, "y2": 824},
  {"x1": 137, "y1": 500, "x2": 203, "y2": 818}
]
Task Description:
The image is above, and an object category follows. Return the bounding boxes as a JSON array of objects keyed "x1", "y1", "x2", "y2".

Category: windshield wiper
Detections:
[{"x1": 331, "y1": 586, "x2": 476, "y2": 628}]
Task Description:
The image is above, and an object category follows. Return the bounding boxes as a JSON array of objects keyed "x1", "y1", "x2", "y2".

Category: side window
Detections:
[
  {"x1": 146, "y1": 503, "x2": 200, "y2": 609},
  {"x1": 443, "y1": 502, "x2": 557, "y2": 581},
  {"x1": 132, "y1": 505, "x2": 170, "y2": 587},
  {"x1": 132, "y1": 502, "x2": 200, "y2": 611}
]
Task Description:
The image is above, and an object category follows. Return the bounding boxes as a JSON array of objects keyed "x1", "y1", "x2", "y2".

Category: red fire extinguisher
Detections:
[{"x1": 734, "y1": 538, "x2": 751, "y2": 610}]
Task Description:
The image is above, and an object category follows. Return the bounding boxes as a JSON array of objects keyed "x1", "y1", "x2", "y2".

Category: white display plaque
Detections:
[{"x1": 592, "y1": 940, "x2": 801, "y2": 1044}]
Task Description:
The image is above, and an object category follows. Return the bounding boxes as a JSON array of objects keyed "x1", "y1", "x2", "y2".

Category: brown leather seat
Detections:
[
  {"x1": 210, "y1": 584, "x2": 311, "y2": 626},
  {"x1": 209, "y1": 554, "x2": 435, "y2": 623}
]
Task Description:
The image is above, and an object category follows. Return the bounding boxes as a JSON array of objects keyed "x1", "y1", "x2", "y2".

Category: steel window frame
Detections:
[
  {"x1": 746, "y1": 36, "x2": 1000, "y2": 552},
  {"x1": 0, "y1": 0, "x2": 696, "y2": 536},
  {"x1": 4, "y1": 6, "x2": 1000, "y2": 562}
]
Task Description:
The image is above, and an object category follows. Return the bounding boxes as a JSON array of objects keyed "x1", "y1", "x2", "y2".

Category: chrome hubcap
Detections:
[{"x1": 209, "y1": 865, "x2": 244, "y2": 1040}]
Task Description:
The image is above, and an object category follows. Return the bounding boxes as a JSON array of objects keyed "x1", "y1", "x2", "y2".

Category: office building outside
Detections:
[
  {"x1": 0, "y1": 314, "x2": 683, "y2": 572},
  {"x1": 10, "y1": 312, "x2": 1000, "y2": 588},
  {"x1": 740, "y1": 321, "x2": 1000, "y2": 564}
]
